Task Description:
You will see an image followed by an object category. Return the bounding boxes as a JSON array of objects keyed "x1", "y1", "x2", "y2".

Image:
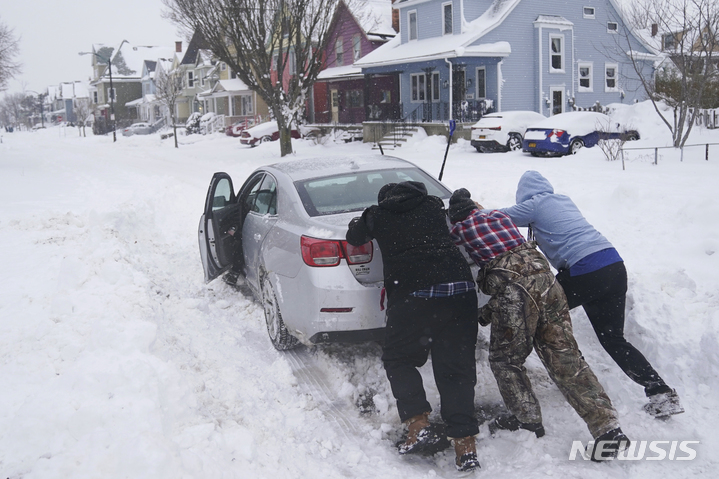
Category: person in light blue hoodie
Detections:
[{"x1": 499, "y1": 170, "x2": 684, "y2": 419}]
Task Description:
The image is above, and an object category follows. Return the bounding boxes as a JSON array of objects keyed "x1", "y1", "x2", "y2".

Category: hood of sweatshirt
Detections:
[
  {"x1": 378, "y1": 181, "x2": 427, "y2": 213},
  {"x1": 516, "y1": 170, "x2": 555, "y2": 204}
]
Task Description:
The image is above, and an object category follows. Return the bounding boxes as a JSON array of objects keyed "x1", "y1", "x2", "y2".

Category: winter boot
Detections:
[
  {"x1": 589, "y1": 427, "x2": 631, "y2": 461},
  {"x1": 452, "y1": 436, "x2": 480, "y2": 472},
  {"x1": 397, "y1": 412, "x2": 450, "y2": 455},
  {"x1": 489, "y1": 414, "x2": 545, "y2": 438},
  {"x1": 644, "y1": 389, "x2": 684, "y2": 419}
]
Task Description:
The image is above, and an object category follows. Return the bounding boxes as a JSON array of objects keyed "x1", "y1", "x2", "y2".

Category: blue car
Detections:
[{"x1": 522, "y1": 111, "x2": 639, "y2": 156}]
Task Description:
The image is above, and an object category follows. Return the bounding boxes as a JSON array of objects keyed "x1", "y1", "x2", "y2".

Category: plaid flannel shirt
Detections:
[
  {"x1": 410, "y1": 281, "x2": 476, "y2": 298},
  {"x1": 450, "y1": 209, "x2": 526, "y2": 266}
]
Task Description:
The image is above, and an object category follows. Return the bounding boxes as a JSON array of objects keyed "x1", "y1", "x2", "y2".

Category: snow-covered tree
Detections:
[
  {"x1": 154, "y1": 66, "x2": 184, "y2": 148},
  {"x1": 0, "y1": 19, "x2": 21, "y2": 92},
  {"x1": 162, "y1": 0, "x2": 348, "y2": 156}
]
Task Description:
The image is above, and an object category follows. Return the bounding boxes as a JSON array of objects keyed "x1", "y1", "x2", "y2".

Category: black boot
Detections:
[
  {"x1": 489, "y1": 414, "x2": 545, "y2": 438},
  {"x1": 590, "y1": 427, "x2": 631, "y2": 461}
]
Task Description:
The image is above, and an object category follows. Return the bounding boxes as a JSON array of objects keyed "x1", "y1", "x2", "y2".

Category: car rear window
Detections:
[{"x1": 295, "y1": 168, "x2": 450, "y2": 217}]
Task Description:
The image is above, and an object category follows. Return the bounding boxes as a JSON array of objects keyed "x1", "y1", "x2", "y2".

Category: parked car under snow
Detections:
[
  {"x1": 522, "y1": 111, "x2": 640, "y2": 156},
  {"x1": 470, "y1": 111, "x2": 546, "y2": 152}
]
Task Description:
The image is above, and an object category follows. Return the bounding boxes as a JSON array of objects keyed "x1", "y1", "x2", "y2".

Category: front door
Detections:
[
  {"x1": 551, "y1": 87, "x2": 564, "y2": 115},
  {"x1": 452, "y1": 69, "x2": 466, "y2": 120},
  {"x1": 331, "y1": 89, "x2": 339, "y2": 123}
]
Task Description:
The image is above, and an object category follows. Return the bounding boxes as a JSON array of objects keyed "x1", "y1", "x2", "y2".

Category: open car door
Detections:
[{"x1": 198, "y1": 172, "x2": 241, "y2": 283}]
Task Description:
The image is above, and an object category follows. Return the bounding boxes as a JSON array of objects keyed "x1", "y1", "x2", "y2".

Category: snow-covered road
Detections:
[{"x1": 1, "y1": 113, "x2": 718, "y2": 478}]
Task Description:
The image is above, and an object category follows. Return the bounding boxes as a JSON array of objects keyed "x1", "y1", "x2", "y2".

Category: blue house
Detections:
[{"x1": 355, "y1": 0, "x2": 658, "y2": 123}]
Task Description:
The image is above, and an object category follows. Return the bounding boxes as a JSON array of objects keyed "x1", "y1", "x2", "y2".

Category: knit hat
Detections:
[{"x1": 449, "y1": 188, "x2": 477, "y2": 223}]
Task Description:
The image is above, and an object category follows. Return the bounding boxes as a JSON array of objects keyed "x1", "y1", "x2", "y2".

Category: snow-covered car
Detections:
[
  {"x1": 225, "y1": 120, "x2": 253, "y2": 137},
  {"x1": 121, "y1": 122, "x2": 152, "y2": 137},
  {"x1": 198, "y1": 156, "x2": 453, "y2": 350},
  {"x1": 470, "y1": 111, "x2": 546, "y2": 152},
  {"x1": 239, "y1": 121, "x2": 302, "y2": 146},
  {"x1": 522, "y1": 111, "x2": 640, "y2": 156}
]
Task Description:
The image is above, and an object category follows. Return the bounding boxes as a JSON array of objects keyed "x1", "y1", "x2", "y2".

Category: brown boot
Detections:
[
  {"x1": 453, "y1": 436, "x2": 480, "y2": 472},
  {"x1": 398, "y1": 412, "x2": 449, "y2": 455}
]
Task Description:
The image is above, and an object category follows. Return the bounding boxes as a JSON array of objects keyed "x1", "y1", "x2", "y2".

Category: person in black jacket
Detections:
[{"x1": 346, "y1": 181, "x2": 480, "y2": 472}]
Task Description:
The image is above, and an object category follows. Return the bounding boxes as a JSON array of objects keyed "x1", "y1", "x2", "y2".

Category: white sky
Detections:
[{"x1": 1, "y1": 0, "x2": 182, "y2": 95}]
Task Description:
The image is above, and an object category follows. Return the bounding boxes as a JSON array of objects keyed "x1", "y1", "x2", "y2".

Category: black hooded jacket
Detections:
[{"x1": 346, "y1": 181, "x2": 472, "y2": 300}]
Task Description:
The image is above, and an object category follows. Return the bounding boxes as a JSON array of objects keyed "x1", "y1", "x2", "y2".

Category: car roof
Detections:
[{"x1": 263, "y1": 155, "x2": 420, "y2": 181}]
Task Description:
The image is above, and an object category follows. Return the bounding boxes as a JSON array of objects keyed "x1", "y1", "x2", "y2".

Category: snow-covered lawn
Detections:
[{"x1": 1, "y1": 107, "x2": 718, "y2": 478}]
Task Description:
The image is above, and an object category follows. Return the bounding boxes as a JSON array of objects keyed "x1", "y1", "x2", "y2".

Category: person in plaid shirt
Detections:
[{"x1": 449, "y1": 188, "x2": 630, "y2": 461}]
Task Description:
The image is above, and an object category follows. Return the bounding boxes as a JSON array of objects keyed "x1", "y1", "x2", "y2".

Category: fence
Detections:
[{"x1": 620, "y1": 142, "x2": 719, "y2": 164}]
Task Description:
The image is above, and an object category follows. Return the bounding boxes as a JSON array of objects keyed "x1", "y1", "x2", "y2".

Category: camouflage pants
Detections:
[{"x1": 477, "y1": 242, "x2": 619, "y2": 438}]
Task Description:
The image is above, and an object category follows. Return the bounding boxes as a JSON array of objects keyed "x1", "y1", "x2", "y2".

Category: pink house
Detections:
[{"x1": 310, "y1": 0, "x2": 398, "y2": 124}]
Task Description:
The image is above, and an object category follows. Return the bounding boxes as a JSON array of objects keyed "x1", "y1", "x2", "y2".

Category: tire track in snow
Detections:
[{"x1": 285, "y1": 348, "x2": 362, "y2": 443}]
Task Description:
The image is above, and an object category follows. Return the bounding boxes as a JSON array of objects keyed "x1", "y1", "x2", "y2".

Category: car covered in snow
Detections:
[
  {"x1": 198, "y1": 156, "x2": 453, "y2": 350},
  {"x1": 522, "y1": 111, "x2": 640, "y2": 156},
  {"x1": 121, "y1": 122, "x2": 152, "y2": 137},
  {"x1": 225, "y1": 119, "x2": 254, "y2": 137},
  {"x1": 470, "y1": 111, "x2": 546, "y2": 152},
  {"x1": 239, "y1": 121, "x2": 303, "y2": 146}
]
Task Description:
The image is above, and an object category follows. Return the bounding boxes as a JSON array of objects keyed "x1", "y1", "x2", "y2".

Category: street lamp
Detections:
[{"x1": 79, "y1": 40, "x2": 128, "y2": 142}]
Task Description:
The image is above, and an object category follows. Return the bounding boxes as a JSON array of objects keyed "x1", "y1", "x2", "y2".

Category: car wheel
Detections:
[
  {"x1": 261, "y1": 275, "x2": 299, "y2": 350},
  {"x1": 625, "y1": 131, "x2": 640, "y2": 141},
  {"x1": 474, "y1": 146, "x2": 484, "y2": 153},
  {"x1": 260, "y1": 135, "x2": 272, "y2": 144},
  {"x1": 507, "y1": 134, "x2": 522, "y2": 151},
  {"x1": 530, "y1": 152, "x2": 540, "y2": 157},
  {"x1": 569, "y1": 139, "x2": 584, "y2": 155}
]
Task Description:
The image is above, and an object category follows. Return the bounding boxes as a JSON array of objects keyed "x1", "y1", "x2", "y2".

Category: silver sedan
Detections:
[{"x1": 198, "y1": 155, "x2": 453, "y2": 350}]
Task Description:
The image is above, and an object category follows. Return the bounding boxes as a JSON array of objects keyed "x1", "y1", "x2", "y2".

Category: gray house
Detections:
[{"x1": 355, "y1": 0, "x2": 658, "y2": 122}]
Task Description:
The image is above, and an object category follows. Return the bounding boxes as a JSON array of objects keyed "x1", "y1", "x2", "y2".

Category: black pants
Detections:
[
  {"x1": 381, "y1": 291, "x2": 479, "y2": 438},
  {"x1": 556, "y1": 261, "x2": 667, "y2": 395}
]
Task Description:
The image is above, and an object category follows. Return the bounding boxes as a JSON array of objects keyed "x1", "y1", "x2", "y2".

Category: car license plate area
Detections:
[
  {"x1": 479, "y1": 135, "x2": 486, "y2": 139},
  {"x1": 528, "y1": 142, "x2": 537, "y2": 148}
]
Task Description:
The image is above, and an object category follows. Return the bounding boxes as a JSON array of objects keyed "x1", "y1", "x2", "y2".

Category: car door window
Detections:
[
  {"x1": 253, "y1": 175, "x2": 278, "y2": 215},
  {"x1": 212, "y1": 178, "x2": 233, "y2": 211},
  {"x1": 241, "y1": 174, "x2": 265, "y2": 212}
]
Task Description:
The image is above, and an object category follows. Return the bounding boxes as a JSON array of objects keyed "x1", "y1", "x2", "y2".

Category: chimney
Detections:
[
  {"x1": 651, "y1": 24, "x2": 658, "y2": 37},
  {"x1": 175, "y1": 41, "x2": 182, "y2": 53},
  {"x1": 391, "y1": 0, "x2": 399, "y2": 33}
]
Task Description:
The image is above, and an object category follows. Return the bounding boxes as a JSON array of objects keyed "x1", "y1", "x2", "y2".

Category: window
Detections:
[
  {"x1": 578, "y1": 62, "x2": 593, "y2": 91},
  {"x1": 335, "y1": 39, "x2": 344, "y2": 66},
  {"x1": 430, "y1": 72, "x2": 440, "y2": 101},
  {"x1": 476, "y1": 67, "x2": 486, "y2": 98},
  {"x1": 550, "y1": 34, "x2": 564, "y2": 72},
  {"x1": 605, "y1": 63, "x2": 618, "y2": 91},
  {"x1": 108, "y1": 87, "x2": 116, "y2": 101},
  {"x1": 408, "y1": 10, "x2": 418, "y2": 41},
  {"x1": 607, "y1": 22, "x2": 618, "y2": 33},
  {"x1": 410, "y1": 73, "x2": 426, "y2": 102},
  {"x1": 663, "y1": 33, "x2": 676, "y2": 50},
  {"x1": 92, "y1": 91, "x2": 98, "y2": 104},
  {"x1": 289, "y1": 52, "x2": 297, "y2": 75},
  {"x1": 241, "y1": 95, "x2": 253, "y2": 115},
  {"x1": 200, "y1": 71, "x2": 206, "y2": 87},
  {"x1": 443, "y1": 3, "x2": 453, "y2": 35},
  {"x1": 352, "y1": 35, "x2": 361, "y2": 62},
  {"x1": 583, "y1": 7, "x2": 595, "y2": 19},
  {"x1": 346, "y1": 90, "x2": 363, "y2": 108},
  {"x1": 253, "y1": 175, "x2": 277, "y2": 216},
  {"x1": 187, "y1": 71, "x2": 194, "y2": 88},
  {"x1": 220, "y1": 62, "x2": 227, "y2": 71}
]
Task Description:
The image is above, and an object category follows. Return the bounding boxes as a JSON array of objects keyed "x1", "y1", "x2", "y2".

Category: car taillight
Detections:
[
  {"x1": 343, "y1": 241, "x2": 373, "y2": 264},
  {"x1": 548, "y1": 129, "x2": 566, "y2": 138},
  {"x1": 488, "y1": 126, "x2": 501, "y2": 131},
  {"x1": 300, "y1": 236, "x2": 373, "y2": 267}
]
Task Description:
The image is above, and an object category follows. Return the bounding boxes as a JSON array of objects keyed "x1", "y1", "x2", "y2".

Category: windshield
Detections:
[{"x1": 295, "y1": 168, "x2": 450, "y2": 217}]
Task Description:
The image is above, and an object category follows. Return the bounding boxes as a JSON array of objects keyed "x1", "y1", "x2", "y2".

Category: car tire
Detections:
[
  {"x1": 625, "y1": 131, "x2": 640, "y2": 141},
  {"x1": 262, "y1": 275, "x2": 299, "y2": 350},
  {"x1": 475, "y1": 146, "x2": 484, "y2": 153},
  {"x1": 507, "y1": 133, "x2": 523, "y2": 151},
  {"x1": 260, "y1": 135, "x2": 272, "y2": 144},
  {"x1": 569, "y1": 139, "x2": 584, "y2": 155}
]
